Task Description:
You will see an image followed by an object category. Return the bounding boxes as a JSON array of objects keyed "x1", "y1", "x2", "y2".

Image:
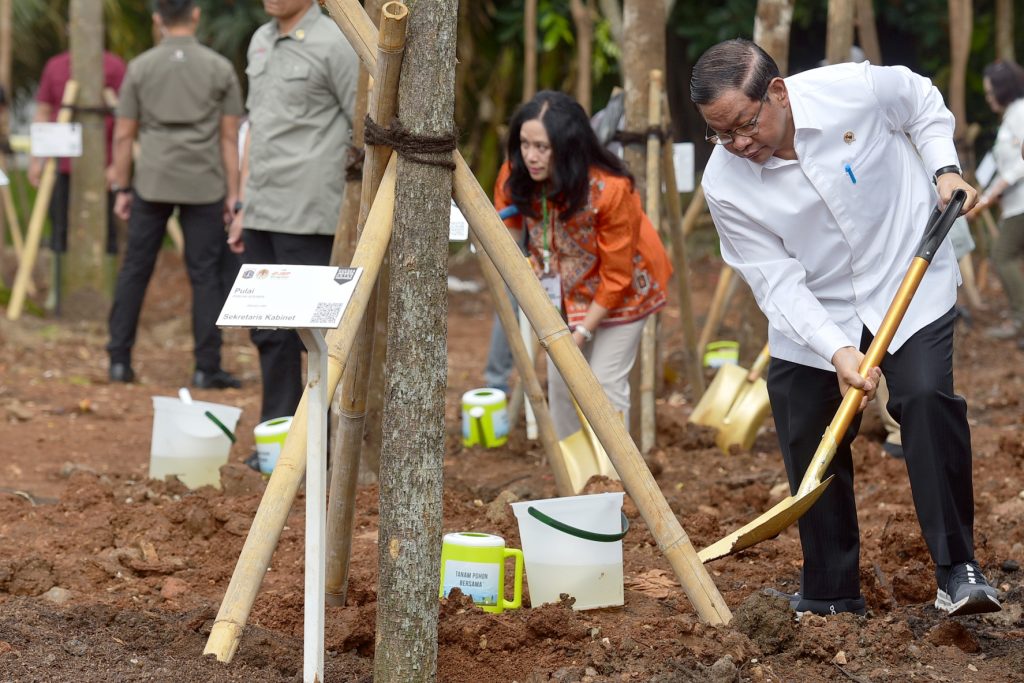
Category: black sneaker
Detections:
[
  {"x1": 109, "y1": 362, "x2": 135, "y2": 383},
  {"x1": 882, "y1": 442, "x2": 904, "y2": 460},
  {"x1": 935, "y1": 561, "x2": 1001, "y2": 616},
  {"x1": 192, "y1": 369, "x2": 241, "y2": 389},
  {"x1": 763, "y1": 588, "x2": 866, "y2": 618}
]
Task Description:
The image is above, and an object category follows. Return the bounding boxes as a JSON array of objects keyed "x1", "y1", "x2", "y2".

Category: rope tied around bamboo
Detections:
[
  {"x1": 612, "y1": 126, "x2": 669, "y2": 147},
  {"x1": 363, "y1": 114, "x2": 458, "y2": 170}
]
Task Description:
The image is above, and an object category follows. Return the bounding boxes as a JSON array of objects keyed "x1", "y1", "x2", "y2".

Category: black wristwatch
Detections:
[
  {"x1": 111, "y1": 183, "x2": 132, "y2": 195},
  {"x1": 233, "y1": 200, "x2": 244, "y2": 212},
  {"x1": 933, "y1": 165, "x2": 961, "y2": 184}
]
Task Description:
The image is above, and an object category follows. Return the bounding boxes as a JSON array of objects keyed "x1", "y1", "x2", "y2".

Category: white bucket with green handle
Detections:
[
  {"x1": 149, "y1": 395, "x2": 240, "y2": 489},
  {"x1": 510, "y1": 492, "x2": 628, "y2": 610}
]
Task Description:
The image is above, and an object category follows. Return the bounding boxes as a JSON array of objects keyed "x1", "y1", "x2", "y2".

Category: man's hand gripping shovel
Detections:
[{"x1": 699, "y1": 190, "x2": 968, "y2": 563}]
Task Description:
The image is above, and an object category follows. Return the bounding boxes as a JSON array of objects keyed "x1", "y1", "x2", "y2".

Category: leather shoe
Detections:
[
  {"x1": 109, "y1": 362, "x2": 135, "y2": 383},
  {"x1": 192, "y1": 369, "x2": 241, "y2": 389}
]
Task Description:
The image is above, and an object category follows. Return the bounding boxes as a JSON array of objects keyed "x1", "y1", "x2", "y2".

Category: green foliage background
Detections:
[{"x1": 10, "y1": 0, "x2": 1021, "y2": 182}]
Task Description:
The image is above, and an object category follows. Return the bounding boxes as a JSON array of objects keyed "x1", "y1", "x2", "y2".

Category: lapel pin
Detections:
[{"x1": 843, "y1": 131, "x2": 855, "y2": 144}]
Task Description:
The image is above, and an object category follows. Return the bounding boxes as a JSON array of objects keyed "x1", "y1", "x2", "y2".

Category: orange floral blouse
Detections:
[{"x1": 494, "y1": 162, "x2": 672, "y2": 326}]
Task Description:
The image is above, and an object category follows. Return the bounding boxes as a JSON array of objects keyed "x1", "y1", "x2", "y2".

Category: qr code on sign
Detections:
[{"x1": 311, "y1": 302, "x2": 344, "y2": 324}]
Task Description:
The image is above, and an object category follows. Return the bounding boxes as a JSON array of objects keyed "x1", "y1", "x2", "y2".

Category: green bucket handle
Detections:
[
  {"x1": 526, "y1": 505, "x2": 629, "y2": 542},
  {"x1": 204, "y1": 410, "x2": 236, "y2": 443}
]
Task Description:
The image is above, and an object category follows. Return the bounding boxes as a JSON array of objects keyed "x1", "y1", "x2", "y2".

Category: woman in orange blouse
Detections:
[{"x1": 495, "y1": 90, "x2": 672, "y2": 439}]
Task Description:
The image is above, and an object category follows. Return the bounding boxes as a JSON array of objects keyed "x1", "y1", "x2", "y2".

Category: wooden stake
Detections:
[
  {"x1": 324, "y1": 0, "x2": 407, "y2": 608},
  {"x1": 681, "y1": 185, "x2": 705, "y2": 237},
  {"x1": 639, "y1": 69, "x2": 662, "y2": 454},
  {"x1": 7, "y1": 81, "x2": 78, "y2": 321},
  {"x1": 660, "y1": 97, "x2": 704, "y2": 397}
]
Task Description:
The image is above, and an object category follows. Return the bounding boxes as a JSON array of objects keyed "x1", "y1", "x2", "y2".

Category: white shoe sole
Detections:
[{"x1": 935, "y1": 588, "x2": 1002, "y2": 616}]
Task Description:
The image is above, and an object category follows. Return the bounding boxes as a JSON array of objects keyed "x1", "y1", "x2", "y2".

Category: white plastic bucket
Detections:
[
  {"x1": 254, "y1": 416, "x2": 292, "y2": 475},
  {"x1": 149, "y1": 396, "x2": 241, "y2": 489},
  {"x1": 510, "y1": 492, "x2": 627, "y2": 610}
]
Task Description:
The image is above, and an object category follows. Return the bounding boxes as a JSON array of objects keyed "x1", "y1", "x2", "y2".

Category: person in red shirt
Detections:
[
  {"x1": 28, "y1": 50, "x2": 126, "y2": 265},
  {"x1": 494, "y1": 90, "x2": 672, "y2": 440}
]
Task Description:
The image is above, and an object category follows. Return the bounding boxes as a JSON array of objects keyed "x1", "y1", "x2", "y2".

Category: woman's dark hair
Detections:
[
  {"x1": 504, "y1": 90, "x2": 632, "y2": 219},
  {"x1": 690, "y1": 38, "x2": 779, "y2": 105},
  {"x1": 153, "y1": 0, "x2": 194, "y2": 26},
  {"x1": 983, "y1": 60, "x2": 1024, "y2": 109}
]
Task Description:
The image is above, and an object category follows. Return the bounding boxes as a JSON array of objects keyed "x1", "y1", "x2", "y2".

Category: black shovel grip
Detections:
[{"x1": 915, "y1": 189, "x2": 968, "y2": 263}]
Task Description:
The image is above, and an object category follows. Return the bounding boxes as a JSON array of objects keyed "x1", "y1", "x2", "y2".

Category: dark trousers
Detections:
[
  {"x1": 767, "y1": 307, "x2": 973, "y2": 600},
  {"x1": 49, "y1": 172, "x2": 118, "y2": 253},
  {"x1": 242, "y1": 228, "x2": 334, "y2": 422},
  {"x1": 107, "y1": 194, "x2": 229, "y2": 372}
]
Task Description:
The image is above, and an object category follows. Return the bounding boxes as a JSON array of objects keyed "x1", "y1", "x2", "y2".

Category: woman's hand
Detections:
[{"x1": 831, "y1": 346, "x2": 881, "y2": 412}]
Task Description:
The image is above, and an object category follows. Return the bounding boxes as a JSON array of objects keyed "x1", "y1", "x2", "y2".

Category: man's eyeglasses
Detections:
[{"x1": 704, "y1": 96, "x2": 767, "y2": 146}]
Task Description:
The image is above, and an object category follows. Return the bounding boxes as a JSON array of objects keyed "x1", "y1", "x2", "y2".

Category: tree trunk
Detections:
[
  {"x1": 753, "y1": 0, "x2": 794, "y2": 76},
  {"x1": 994, "y1": 0, "x2": 1014, "y2": 63},
  {"x1": 947, "y1": 0, "x2": 972, "y2": 150},
  {"x1": 854, "y1": 0, "x2": 882, "y2": 64},
  {"x1": 0, "y1": 0, "x2": 11, "y2": 264},
  {"x1": 373, "y1": 0, "x2": 457, "y2": 680},
  {"x1": 621, "y1": 0, "x2": 664, "y2": 446},
  {"x1": 569, "y1": 0, "x2": 594, "y2": 113},
  {"x1": 825, "y1": 0, "x2": 855, "y2": 65},
  {"x1": 64, "y1": 0, "x2": 110, "y2": 319},
  {"x1": 523, "y1": 0, "x2": 537, "y2": 102}
]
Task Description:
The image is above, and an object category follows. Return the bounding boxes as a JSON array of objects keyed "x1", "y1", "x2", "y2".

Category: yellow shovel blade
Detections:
[
  {"x1": 580, "y1": 413, "x2": 620, "y2": 481},
  {"x1": 689, "y1": 364, "x2": 748, "y2": 428},
  {"x1": 698, "y1": 476, "x2": 833, "y2": 562},
  {"x1": 715, "y1": 378, "x2": 770, "y2": 452},
  {"x1": 559, "y1": 429, "x2": 598, "y2": 494}
]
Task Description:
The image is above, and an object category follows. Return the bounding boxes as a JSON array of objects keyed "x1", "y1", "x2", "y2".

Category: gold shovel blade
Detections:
[
  {"x1": 698, "y1": 476, "x2": 834, "y2": 563},
  {"x1": 689, "y1": 364, "x2": 748, "y2": 428},
  {"x1": 715, "y1": 378, "x2": 770, "y2": 452}
]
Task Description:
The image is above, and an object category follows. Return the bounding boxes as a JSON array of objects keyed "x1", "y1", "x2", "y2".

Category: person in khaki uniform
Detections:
[
  {"x1": 107, "y1": 0, "x2": 243, "y2": 388},
  {"x1": 227, "y1": 0, "x2": 358, "y2": 424}
]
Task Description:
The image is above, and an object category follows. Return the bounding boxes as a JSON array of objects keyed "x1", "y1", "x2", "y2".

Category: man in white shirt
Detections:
[{"x1": 692, "y1": 39, "x2": 1000, "y2": 618}]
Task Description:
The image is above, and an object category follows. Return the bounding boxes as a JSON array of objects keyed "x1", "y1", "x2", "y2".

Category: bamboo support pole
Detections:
[
  {"x1": 7, "y1": 81, "x2": 77, "y2": 320},
  {"x1": 474, "y1": 237, "x2": 574, "y2": 496},
  {"x1": 203, "y1": 156, "x2": 398, "y2": 663},
  {"x1": 638, "y1": 69, "x2": 662, "y2": 455},
  {"x1": 204, "y1": 6, "x2": 729, "y2": 657},
  {"x1": 660, "y1": 99, "x2": 704, "y2": 397},
  {"x1": 324, "y1": 0, "x2": 407, "y2": 608}
]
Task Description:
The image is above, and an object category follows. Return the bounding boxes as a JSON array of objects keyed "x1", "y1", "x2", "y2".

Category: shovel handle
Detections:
[
  {"x1": 797, "y1": 190, "x2": 967, "y2": 494},
  {"x1": 746, "y1": 343, "x2": 771, "y2": 383}
]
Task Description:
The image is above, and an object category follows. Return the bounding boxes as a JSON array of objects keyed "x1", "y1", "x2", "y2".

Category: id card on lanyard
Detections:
[{"x1": 538, "y1": 194, "x2": 562, "y2": 311}]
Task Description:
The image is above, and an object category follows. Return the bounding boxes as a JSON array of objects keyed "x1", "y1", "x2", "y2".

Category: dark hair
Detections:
[
  {"x1": 690, "y1": 39, "x2": 780, "y2": 105},
  {"x1": 504, "y1": 90, "x2": 633, "y2": 219},
  {"x1": 983, "y1": 60, "x2": 1024, "y2": 109},
  {"x1": 153, "y1": 0, "x2": 194, "y2": 26}
]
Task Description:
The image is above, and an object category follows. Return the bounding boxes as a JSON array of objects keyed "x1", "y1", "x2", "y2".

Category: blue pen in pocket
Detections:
[{"x1": 844, "y1": 163, "x2": 857, "y2": 184}]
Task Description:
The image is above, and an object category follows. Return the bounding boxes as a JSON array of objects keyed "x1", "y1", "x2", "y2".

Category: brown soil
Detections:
[{"x1": 1, "y1": 247, "x2": 1023, "y2": 682}]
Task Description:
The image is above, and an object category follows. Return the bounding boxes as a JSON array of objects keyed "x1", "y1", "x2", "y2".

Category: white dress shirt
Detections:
[
  {"x1": 703, "y1": 62, "x2": 962, "y2": 371},
  {"x1": 989, "y1": 98, "x2": 1024, "y2": 219}
]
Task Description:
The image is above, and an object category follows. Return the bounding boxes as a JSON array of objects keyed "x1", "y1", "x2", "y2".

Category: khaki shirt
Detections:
[
  {"x1": 118, "y1": 35, "x2": 243, "y2": 204},
  {"x1": 243, "y1": 4, "x2": 358, "y2": 235}
]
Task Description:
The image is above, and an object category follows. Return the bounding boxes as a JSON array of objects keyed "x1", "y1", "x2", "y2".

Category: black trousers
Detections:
[
  {"x1": 49, "y1": 172, "x2": 118, "y2": 254},
  {"x1": 242, "y1": 228, "x2": 334, "y2": 422},
  {"x1": 107, "y1": 194, "x2": 230, "y2": 372},
  {"x1": 767, "y1": 307, "x2": 973, "y2": 600}
]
